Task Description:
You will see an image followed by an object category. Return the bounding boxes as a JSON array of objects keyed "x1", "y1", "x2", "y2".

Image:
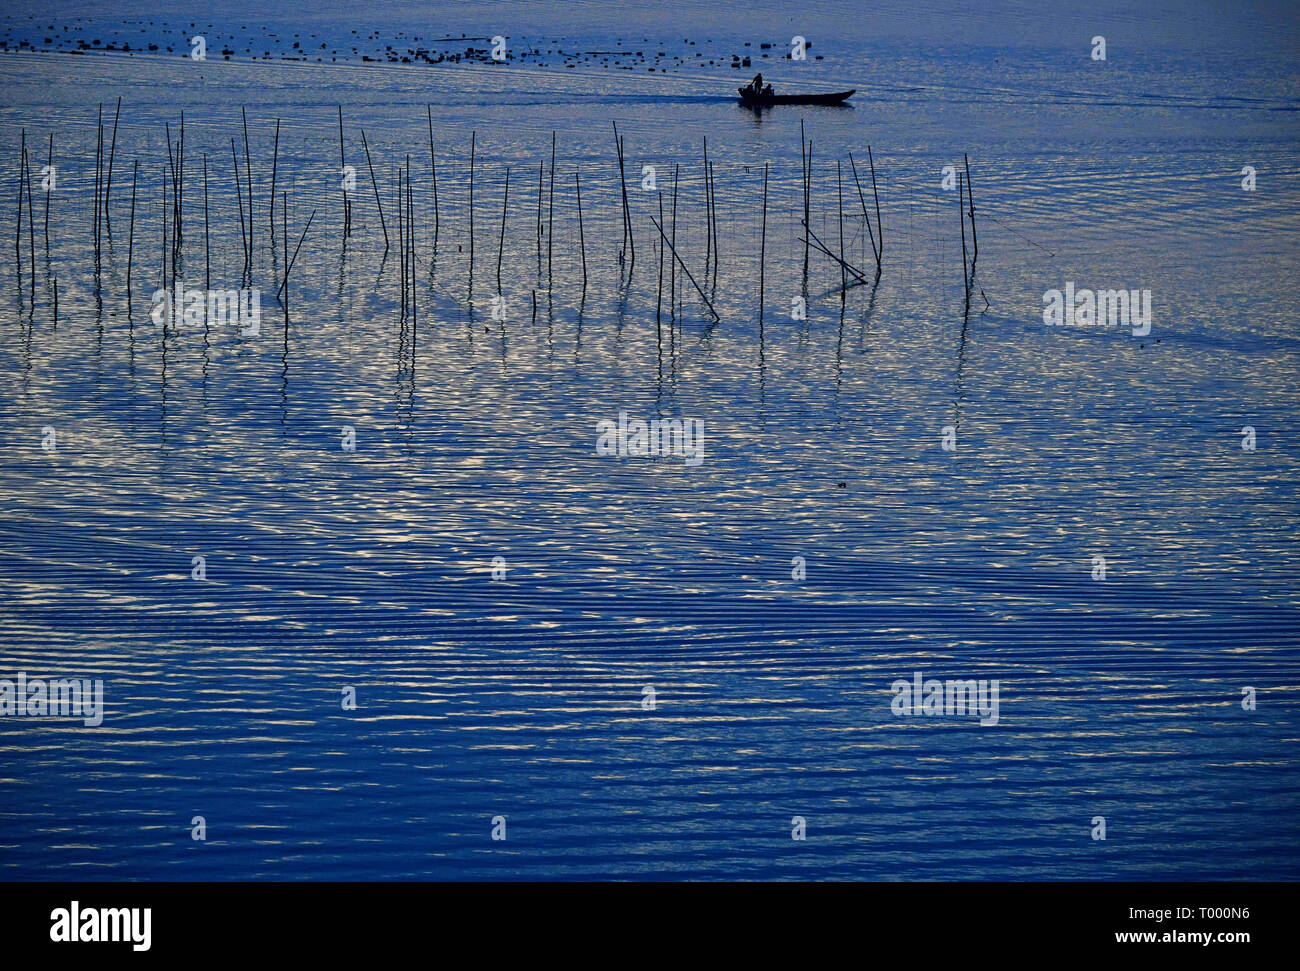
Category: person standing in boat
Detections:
[{"x1": 747, "y1": 72, "x2": 765, "y2": 95}]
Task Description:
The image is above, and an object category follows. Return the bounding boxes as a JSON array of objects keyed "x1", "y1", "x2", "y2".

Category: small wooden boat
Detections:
[{"x1": 738, "y1": 88, "x2": 855, "y2": 107}]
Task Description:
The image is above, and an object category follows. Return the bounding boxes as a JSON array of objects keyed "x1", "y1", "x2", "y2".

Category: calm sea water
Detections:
[{"x1": 1, "y1": 1, "x2": 1298, "y2": 879}]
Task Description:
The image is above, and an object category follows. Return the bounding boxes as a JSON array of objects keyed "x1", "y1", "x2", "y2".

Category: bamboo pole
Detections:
[
  {"x1": 276, "y1": 209, "x2": 316, "y2": 299},
  {"x1": 964, "y1": 152, "x2": 977, "y2": 264},
  {"x1": 649, "y1": 212, "x2": 718, "y2": 321},
  {"x1": 282, "y1": 191, "x2": 288, "y2": 327},
  {"x1": 535, "y1": 160, "x2": 543, "y2": 272},
  {"x1": 160, "y1": 162, "x2": 167, "y2": 296},
  {"x1": 469, "y1": 130, "x2": 476, "y2": 289},
  {"x1": 547, "y1": 131, "x2": 555, "y2": 283},
  {"x1": 621, "y1": 133, "x2": 633, "y2": 273},
  {"x1": 837, "y1": 160, "x2": 846, "y2": 294},
  {"x1": 43, "y1": 133, "x2": 51, "y2": 252},
  {"x1": 202, "y1": 154, "x2": 209, "y2": 290},
  {"x1": 407, "y1": 158, "x2": 415, "y2": 319},
  {"x1": 802, "y1": 220, "x2": 868, "y2": 284},
  {"x1": 759, "y1": 162, "x2": 767, "y2": 322},
  {"x1": 127, "y1": 159, "x2": 137, "y2": 302},
  {"x1": 105, "y1": 96, "x2": 120, "y2": 222},
  {"x1": 709, "y1": 160, "x2": 719, "y2": 287},
  {"x1": 800, "y1": 120, "x2": 809, "y2": 278},
  {"x1": 94, "y1": 107, "x2": 101, "y2": 255},
  {"x1": 269, "y1": 118, "x2": 279, "y2": 234},
  {"x1": 361, "y1": 129, "x2": 388, "y2": 249},
  {"x1": 242, "y1": 106, "x2": 252, "y2": 258},
  {"x1": 398, "y1": 166, "x2": 405, "y2": 316},
  {"x1": 497, "y1": 165, "x2": 509, "y2": 294},
  {"x1": 177, "y1": 110, "x2": 184, "y2": 251},
  {"x1": 848, "y1": 152, "x2": 879, "y2": 269},
  {"x1": 703, "y1": 136, "x2": 711, "y2": 268},
  {"x1": 166, "y1": 125, "x2": 177, "y2": 280},
  {"x1": 232, "y1": 139, "x2": 248, "y2": 270},
  {"x1": 426, "y1": 105, "x2": 438, "y2": 247},
  {"x1": 656, "y1": 191, "x2": 664, "y2": 336},
  {"x1": 613, "y1": 122, "x2": 633, "y2": 273},
  {"x1": 614, "y1": 123, "x2": 627, "y2": 262},
  {"x1": 16, "y1": 130, "x2": 25, "y2": 269},
  {"x1": 93, "y1": 109, "x2": 100, "y2": 258},
  {"x1": 575, "y1": 170, "x2": 587, "y2": 290},
  {"x1": 339, "y1": 106, "x2": 348, "y2": 238},
  {"x1": 670, "y1": 163, "x2": 678, "y2": 318},
  {"x1": 409, "y1": 172, "x2": 418, "y2": 363},
  {"x1": 23, "y1": 143, "x2": 34, "y2": 294},
  {"x1": 959, "y1": 172, "x2": 969, "y2": 293},
  {"x1": 15, "y1": 133, "x2": 25, "y2": 297},
  {"x1": 868, "y1": 145, "x2": 883, "y2": 263}
]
